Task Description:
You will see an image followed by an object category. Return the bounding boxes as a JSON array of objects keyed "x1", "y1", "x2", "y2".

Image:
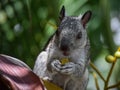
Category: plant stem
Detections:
[
  {"x1": 90, "y1": 62, "x2": 106, "y2": 82},
  {"x1": 104, "y1": 61, "x2": 116, "y2": 90},
  {"x1": 107, "y1": 81, "x2": 120, "y2": 89},
  {"x1": 93, "y1": 72, "x2": 100, "y2": 90}
]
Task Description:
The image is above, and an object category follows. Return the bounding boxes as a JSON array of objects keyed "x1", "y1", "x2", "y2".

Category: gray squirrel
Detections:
[{"x1": 33, "y1": 6, "x2": 92, "y2": 90}]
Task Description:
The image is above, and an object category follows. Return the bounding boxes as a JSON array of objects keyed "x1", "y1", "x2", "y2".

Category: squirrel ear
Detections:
[
  {"x1": 59, "y1": 6, "x2": 65, "y2": 21},
  {"x1": 81, "y1": 10, "x2": 92, "y2": 28}
]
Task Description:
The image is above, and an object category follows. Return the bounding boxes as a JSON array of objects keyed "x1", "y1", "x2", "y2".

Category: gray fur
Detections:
[{"x1": 33, "y1": 7, "x2": 91, "y2": 90}]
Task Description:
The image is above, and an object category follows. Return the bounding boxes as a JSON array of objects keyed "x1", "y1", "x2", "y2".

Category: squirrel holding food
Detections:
[{"x1": 33, "y1": 6, "x2": 92, "y2": 90}]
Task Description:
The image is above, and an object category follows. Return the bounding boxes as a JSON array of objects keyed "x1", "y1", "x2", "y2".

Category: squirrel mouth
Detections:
[{"x1": 63, "y1": 51, "x2": 69, "y2": 56}]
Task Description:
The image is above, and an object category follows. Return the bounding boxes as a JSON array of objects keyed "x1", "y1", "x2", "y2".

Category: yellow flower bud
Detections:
[
  {"x1": 114, "y1": 51, "x2": 120, "y2": 58},
  {"x1": 61, "y1": 58, "x2": 69, "y2": 65},
  {"x1": 105, "y1": 55, "x2": 116, "y2": 63},
  {"x1": 117, "y1": 47, "x2": 120, "y2": 51}
]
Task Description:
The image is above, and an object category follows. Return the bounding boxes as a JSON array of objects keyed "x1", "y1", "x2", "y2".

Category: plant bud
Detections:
[
  {"x1": 105, "y1": 55, "x2": 116, "y2": 63},
  {"x1": 114, "y1": 51, "x2": 120, "y2": 58}
]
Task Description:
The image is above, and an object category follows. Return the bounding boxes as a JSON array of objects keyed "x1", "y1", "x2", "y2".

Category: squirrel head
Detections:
[{"x1": 55, "y1": 6, "x2": 92, "y2": 56}]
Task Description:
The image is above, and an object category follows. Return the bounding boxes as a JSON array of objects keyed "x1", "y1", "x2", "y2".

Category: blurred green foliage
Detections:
[
  {"x1": 0, "y1": 0, "x2": 119, "y2": 68},
  {"x1": 0, "y1": 0, "x2": 60, "y2": 67}
]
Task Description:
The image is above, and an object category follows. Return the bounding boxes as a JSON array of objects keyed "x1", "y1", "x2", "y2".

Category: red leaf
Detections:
[{"x1": 0, "y1": 54, "x2": 44, "y2": 90}]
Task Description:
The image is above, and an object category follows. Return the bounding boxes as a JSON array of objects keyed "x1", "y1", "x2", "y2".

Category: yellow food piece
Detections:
[
  {"x1": 43, "y1": 80, "x2": 62, "y2": 90},
  {"x1": 61, "y1": 58, "x2": 69, "y2": 65}
]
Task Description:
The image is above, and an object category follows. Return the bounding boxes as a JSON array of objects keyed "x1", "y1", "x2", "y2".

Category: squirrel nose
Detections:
[{"x1": 59, "y1": 37, "x2": 70, "y2": 51}]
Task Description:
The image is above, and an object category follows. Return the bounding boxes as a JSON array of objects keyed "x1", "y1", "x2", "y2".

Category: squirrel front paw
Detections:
[
  {"x1": 60, "y1": 62, "x2": 76, "y2": 75},
  {"x1": 51, "y1": 60, "x2": 76, "y2": 75},
  {"x1": 51, "y1": 60, "x2": 61, "y2": 72}
]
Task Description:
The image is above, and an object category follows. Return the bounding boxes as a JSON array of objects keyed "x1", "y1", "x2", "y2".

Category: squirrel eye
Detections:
[{"x1": 76, "y1": 32, "x2": 82, "y2": 39}]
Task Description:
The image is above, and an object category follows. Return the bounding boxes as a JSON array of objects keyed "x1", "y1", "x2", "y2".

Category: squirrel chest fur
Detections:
[{"x1": 33, "y1": 6, "x2": 92, "y2": 90}]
